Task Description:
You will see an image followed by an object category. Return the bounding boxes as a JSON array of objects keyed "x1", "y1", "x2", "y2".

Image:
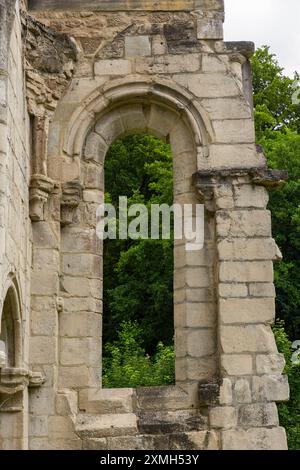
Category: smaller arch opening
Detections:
[{"x1": 0, "y1": 286, "x2": 20, "y2": 368}]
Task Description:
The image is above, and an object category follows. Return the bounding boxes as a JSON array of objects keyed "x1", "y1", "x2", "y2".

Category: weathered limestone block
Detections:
[
  {"x1": 221, "y1": 354, "x2": 253, "y2": 376},
  {"x1": 79, "y1": 388, "x2": 134, "y2": 415},
  {"x1": 58, "y1": 365, "x2": 92, "y2": 389},
  {"x1": 125, "y1": 36, "x2": 151, "y2": 57},
  {"x1": 62, "y1": 297, "x2": 101, "y2": 313},
  {"x1": 55, "y1": 390, "x2": 78, "y2": 416},
  {"x1": 222, "y1": 427, "x2": 288, "y2": 450},
  {"x1": 219, "y1": 283, "x2": 248, "y2": 298},
  {"x1": 148, "y1": 104, "x2": 180, "y2": 139},
  {"x1": 76, "y1": 413, "x2": 138, "y2": 439},
  {"x1": 219, "y1": 261, "x2": 274, "y2": 283},
  {"x1": 201, "y1": 97, "x2": 251, "y2": 120},
  {"x1": 29, "y1": 388, "x2": 56, "y2": 416},
  {"x1": 29, "y1": 0, "x2": 225, "y2": 11},
  {"x1": 175, "y1": 328, "x2": 216, "y2": 358},
  {"x1": 233, "y1": 379, "x2": 251, "y2": 404},
  {"x1": 238, "y1": 403, "x2": 279, "y2": 427},
  {"x1": 216, "y1": 210, "x2": 272, "y2": 238},
  {"x1": 249, "y1": 283, "x2": 276, "y2": 298},
  {"x1": 95, "y1": 109, "x2": 125, "y2": 145},
  {"x1": 209, "y1": 144, "x2": 263, "y2": 169},
  {"x1": 32, "y1": 250, "x2": 59, "y2": 277},
  {"x1": 220, "y1": 325, "x2": 277, "y2": 354},
  {"x1": 197, "y1": 14, "x2": 223, "y2": 40},
  {"x1": 217, "y1": 238, "x2": 277, "y2": 261},
  {"x1": 256, "y1": 354, "x2": 286, "y2": 375},
  {"x1": 175, "y1": 302, "x2": 216, "y2": 328},
  {"x1": 29, "y1": 416, "x2": 48, "y2": 438},
  {"x1": 209, "y1": 407, "x2": 237, "y2": 429},
  {"x1": 30, "y1": 336, "x2": 57, "y2": 365},
  {"x1": 177, "y1": 431, "x2": 219, "y2": 450},
  {"x1": 219, "y1": 298, "x2": 275, "y2": 324},
  {"x1": 0, "y1": 0, "x2": 286, "y2": 452},
  {"x1": 61, "y1": 227, "x2": 99, "y2": 253},
  {"x1": 185, "y1": 288, "x2": 213, "y2": 303},
  {"x1": 32, "y1": 221, "x2": 59, "y2": 249},
  {"x1": 175, "y1": 73, "x2": 239, "y2": 98},
  {"x1": 252, "y1": 375, "x2": 290, "y2": 402},
  {"x1": 212, "y1": 119, "x2": 255, "y2": 144},
  {"x1": 234, "y1": 184, "x2": 269, "y2": 208},
  {"x1": 185, "y1": 267, "x2": 210, "y2": 288},
  {"x1": 30, "y1": 437, "x2": 82, "y2": 450},
  {"x1": 119, "y1": 103, "x2": 148, "y2": 133},
  {"x1": 48, "y1": 416, "x2": 76, "y2": 439},
  {"x1": 94, "y1": 59, "x2": 132, "y2": 76},
  {"x1": 31, "y1": 271, "x2": 59, "y2": 296},
  {"x1": 218, "y1": 378, "x2": 233, "y2": 405},
  {"x1": 62, "y1": 253, "x2": 102, "y2": 278},
  {"x1": 60, "y1": 337, "x2": 100, "y2": 367},
  {"x1": 214, "y1": 184, "x2": 234, "y2": 209},
  {"x1": 30, "y1": 309, "x2": 57, "y2": 336},
  {"x1": 84, "y1": 132, "x2": 108, "y2": 164},
  {"x1": 59, "y1": 312, "x2": 101, "y2": 338}
]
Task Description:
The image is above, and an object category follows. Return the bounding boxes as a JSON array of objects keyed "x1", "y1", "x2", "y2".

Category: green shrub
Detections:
[
  {"x1": 273, "y1": 320, "x2": 300, "y2": 449},
  {"x1": 103, "y1": 321, "x2": 175, "y2": 388}
]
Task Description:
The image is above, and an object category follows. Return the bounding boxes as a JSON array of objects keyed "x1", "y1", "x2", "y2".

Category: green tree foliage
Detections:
[
  {"x1": 103, "y1": 134, "x2": 174, "y2": 355},
  {"x1": 103, "y1": 321, "x2": 175, "y2": 388},
  {"x1": 251, "y1": 46, "x2": 300, "y2": 138},
  {"x1": 251, "y1": 47, "x2": 300, "y2": 339},
  {"x1": 273, "y1": 321, "x2": 300, "y2": 450}
]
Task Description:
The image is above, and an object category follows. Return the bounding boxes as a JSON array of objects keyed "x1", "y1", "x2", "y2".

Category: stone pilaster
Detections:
[{"x1": 194, "y1": 167, "x2": 289, "y2": 450}]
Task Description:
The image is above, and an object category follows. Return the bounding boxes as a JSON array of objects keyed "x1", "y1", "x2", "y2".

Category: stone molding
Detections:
[
  {"x1": 0, "y1": 368, "x2": 45, "y2": 412},
  {"x1": 193, "y1": 166, "x2": 288, "y2": 211},
  {"x1": 29, "y1": 174, "x2": 55, "y2": 221}
]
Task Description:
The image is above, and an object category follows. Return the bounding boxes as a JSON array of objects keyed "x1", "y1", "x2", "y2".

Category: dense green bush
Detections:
[
  {"x1": 102, "y1": 321, "x2": 175, "y2": 388},
  {"x1": 273, "y1": 321, "x2": 300, "y2": 449}
]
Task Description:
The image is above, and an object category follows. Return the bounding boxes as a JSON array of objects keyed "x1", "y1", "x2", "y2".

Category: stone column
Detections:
[{"x1": 194, "y1": 167, "x2": 289, "y2": 450}]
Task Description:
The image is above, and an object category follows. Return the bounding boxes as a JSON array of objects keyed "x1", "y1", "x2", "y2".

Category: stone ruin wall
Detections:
[{"x1": 0, "y1": 0, "x2": 290, "y2": 450}]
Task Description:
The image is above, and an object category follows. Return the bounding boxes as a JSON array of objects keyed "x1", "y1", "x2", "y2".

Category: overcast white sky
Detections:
[{"x1": 224, "y1": 0, "x2": 300, "y2": 77}]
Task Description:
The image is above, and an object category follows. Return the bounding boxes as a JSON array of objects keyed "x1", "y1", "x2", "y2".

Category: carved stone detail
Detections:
[
  {"x1": 193, "y1": 166, "x2": 288, "y2": 212},
  {"x1": 0, "y1": 368, "x2": 45, "y2": 412},
  {"x1": 60, "y1": 181, "x2": 82, "y2": 226},
  {"x1": 29, "y1": 174, "x2": 55, "y2": 221}
]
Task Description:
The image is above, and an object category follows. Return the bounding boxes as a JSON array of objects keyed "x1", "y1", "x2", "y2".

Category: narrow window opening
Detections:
[{"x1": 102, "y1": 134, "x2": 175, "y2": 388}]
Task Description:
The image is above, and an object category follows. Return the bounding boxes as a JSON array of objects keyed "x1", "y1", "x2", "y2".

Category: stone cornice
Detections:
[
  {"x1": 193, "y1": 166, "x2": 288, "y2": 212},
  {"x1": 193, "y1": 166, "x2": 288, "y2": 190}
]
